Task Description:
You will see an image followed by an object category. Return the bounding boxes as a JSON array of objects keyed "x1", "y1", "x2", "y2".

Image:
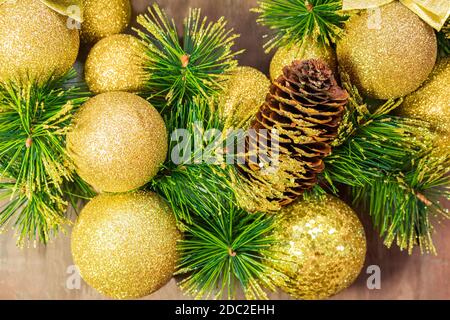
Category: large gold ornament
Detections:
[
  {"x1": 0, "y1": 0, "x2": 79, "y2": 83},
  {"x1": 398, "y1": 57, "x2": 450, "y2": 148},
  {"x1": 81, "y1": 0, "x2": 131, "y2": 43},
  {"x1": 67, "y1": 92, "x2": 168, "y2": 193},
  {"x1": 269, "y1": 195, "x2": 366, "y2": 300},
  {"x1": 85, "y1": 34, "x2": 148, "y2": 94},
  {"x1": 270, "y1": 41, "x2": 337, "y2": 81},
  {"x1": 218, "y1": 66, "x2": 270, "y2": 129},
  {"x1": 337, "y1": 2, "x2": 437, "y2": 99},
  {"x1": 71, "y1": 192, "x2": 181, "y2": 299}
]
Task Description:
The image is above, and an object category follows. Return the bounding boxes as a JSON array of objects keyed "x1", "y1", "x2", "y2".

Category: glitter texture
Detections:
[
  {"x1": 0, "y1": 0, "x2": 79, "y2": 83},
  {"x1": 218, "y1": 66, "x2": 270, "y2": 129},
  {"x1": 85, "y1": 34, "x2": 148, "y2": 94},
  {"x1": 71, "y1": 192, "x2": 181, "y2": 299},
  {"x1": 67, "y1": 92, "x2": 168, "y2": 193},
  {"x1": 269, "y1": 195, "x2": 366, "y2": 300},
  {"x1": 270, "y1": 41, "x2": 337, "y2": 81},
  {"x1": 398, "y1": 57, "x2": 450, "y2": 148},
  {"x1": 81, "y1": 0, "x2": 131, "y2": 43},
  {"x1": 337, "y1": 2, "x2": 437, "y2": 99}
]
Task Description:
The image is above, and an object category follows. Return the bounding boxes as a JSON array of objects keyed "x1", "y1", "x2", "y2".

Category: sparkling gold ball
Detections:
[
  {"x1": 0, "y1": 0, "x2": 79, "y2": 83},
  {"x1": 81, "y1": 0, "x2": 131, "y2": 43},
  {"x1": 337, "y1": 2, "x2": 437, "y2": 99},
  {"x1": 270, "y1": 42, "x2": 337, "y2": 81},
  {"x1": 67, "y1": 92, "x2": 168, "y2": 193},
  {"x1": 71, "y1": 192, "x2": 181, "y2": 299},
  {"x1": 269, "y1": 195, "x2": 366, "y2": 300},
  {"x1": 398, "y1": 57, "x2": 450, "y2": 148},
  {"x1": 218, "y1": 66, "x2": 270, "y2": 129},
  {"x1": 85, "y1": 34, "x2": 148, "y2": 94}
]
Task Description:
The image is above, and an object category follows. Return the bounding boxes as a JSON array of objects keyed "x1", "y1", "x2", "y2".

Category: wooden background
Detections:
[{"x1": 0, "y1": 0, "x2": 449, "y2": 300}]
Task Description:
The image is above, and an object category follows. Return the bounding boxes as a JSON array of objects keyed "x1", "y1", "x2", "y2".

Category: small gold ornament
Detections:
[
  {"x1": 67, "y1": 92, "x2": 168, "y2": 193},
  {"x1": 337, "y1": 2, "x2": 437, "y2": 99},
  {"x1": 85, "y1": 34, "x2": 148, "y2": 94},
  {"x1": 270, "y1": 41, "x2": 337, "y2": 81},
  {"x1": 218, "y1": 66, "x2": 270, "y2": 129},
  {"x1": 269, "y1": 195, "x2": 366, "y2": 299},
  {"x1": 398, "y1": 57, "x2": 450, "y2": 148},
  {"x1": 81, "y1": 0, "x2": 131, "y2": 43},
  {"x1": 0, "y1": 0, "x2": 79, "y2": 83},
  {"x1": 71, "y1": 192, "x2": 181, "y2": 299}
]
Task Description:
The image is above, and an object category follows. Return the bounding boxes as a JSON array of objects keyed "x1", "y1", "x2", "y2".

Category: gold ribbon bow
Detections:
[
  {"x1": 342, "y1": 0, "x2": 450, "y2": 31},
  {"x1": 0, "y1": 0, "x2": 84, "y2": 22}
]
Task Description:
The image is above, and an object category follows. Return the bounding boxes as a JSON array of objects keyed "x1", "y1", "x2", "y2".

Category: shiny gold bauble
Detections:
[
  {"x1": 0, "y1": 0, "x2": 79, "y2": 83},
  {"x1": 270, "y1": 195, "x2": 366, "y2": 300},
  {"x1": 398, "y1": 57, "x2": 450, "y2": 148},
  {"x1": 67, "y1": 92, "x2": 167, "y2": 193},
  {"x1": 85, "y1": 34, "x2": 148, "y2": 94},
  {"x1": 270, "y1": 42, "x2": 337, "y2": 81},
  {"x1": 81, "y1": 0, "x2": 131, "y2": 43},
  {"x1": 218, "y1": 66, "x2": 270, "y2": 129},
  {"x1": 337, "y1": 2, "x2": 437, "y2": 99},
  {"x1": 71, "y1": 192, "x2": 181, "y2": 299}
]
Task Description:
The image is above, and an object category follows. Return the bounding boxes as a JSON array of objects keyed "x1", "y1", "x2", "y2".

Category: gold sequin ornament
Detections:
[
  {"x1": 85, "y1": 35, "x2": 148, "y2": 94},
  {"x1": 218, "y1": 66, "x2": 270, "y2": 129},
  {"x1": 71, "y1": 192, "x2": 181, "y2": 299},
  {"x1": 337, "y1": 2, "x2": 437, "y2": 99},
  {"x1": 269, "y1": 195, "x2": 366, "y2": 300},
  {"x1": 81, "y1": 0, "x2": 131, "y2": 43},
  {"x1": 67, "y1": 92, "x2": 167, "y2": 193},
  {"x1": 0, "y1": 0, "x2": 79, "y2": 83},
  {"x1": 270, "y1": 41, "x2": 337, "y2": 81},
  {"x1": 397, "y1": 57, "x2": 450, "y2": 149}
]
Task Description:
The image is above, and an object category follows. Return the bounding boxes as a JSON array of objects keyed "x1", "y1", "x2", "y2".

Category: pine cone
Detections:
[{"x1": 237, "y1": 59, "x2": 348, "y2": 211}]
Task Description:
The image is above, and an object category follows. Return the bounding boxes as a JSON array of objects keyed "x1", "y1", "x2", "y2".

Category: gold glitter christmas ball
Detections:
[
  {"x1": 0, "y1": 0, "x2": 79, "y2": 83},
  {"x1": 67, "y1": 92, "x2": 168, "y2": 193},
  {"x1": 337, "y1": 2, "x2": 437, "y2": 99},
  {"x1": 81, "y1": 0, "x2": 131, "y2": 43},
  {"x1": 85, "y1": 34, "x2": 148, "y2": 94},
  {"x1": 218, "y1": 66, "x2": 270, "y2": 128},
  {"x1": 269, "y1": 195, "x2": 366, "y2": 300},
  {"x1": 398, "y1": 57, "x2": 450, "y2": 148},
  {"x1": 71, "y1": 192, "x2": 181, "y2": 299},
  {"x1": 270, "y1": 41, "x2": 337, "y2": 81}
]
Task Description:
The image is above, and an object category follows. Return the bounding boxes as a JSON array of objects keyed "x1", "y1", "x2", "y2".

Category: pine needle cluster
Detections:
[
  {"x1": 253, "y1": 0, "x2": 349, "y2": 51},
  {"x1": 0, "y1": 71, "x2": 92, "y2": 245},
  {"x1": 135, "y1": 3, "x2": 242, "y2": 108}
]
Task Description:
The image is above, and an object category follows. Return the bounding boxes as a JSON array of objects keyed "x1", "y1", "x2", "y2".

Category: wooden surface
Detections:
[{"x1": 1, "y1": 0, "x2": 449, "y2": 300}]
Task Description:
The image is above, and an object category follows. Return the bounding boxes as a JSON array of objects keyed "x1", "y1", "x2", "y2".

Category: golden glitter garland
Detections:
[
  {"x1": 270, "y1": 41, "x2": 337, "y2": 81},
  {"x1": 85, "y1": 34, "x2": 148, "y2": 94},
  {"x1": 218, "y1": 66, "x2": 270, "y2": 129},
  {"x1": 71, "y1": 192, "x2": 181, "y2": 299},
  {"x1": 268, "y1": 195, "x2": 366, "y2": 300},
  {"x1": 398, "y1": 57, "x2": 450, "y2": 149},
  {"x1": 67, "y1": 92, "x2": 168, "y2": 193},
  {"x1": 81, "y1": 0, "x2": 131, "y2": 43},
  {"x1": 0, "y1": 0, "x2": 79, "y2": 83},
  {"x1": 337, "y1": 2, "x2": 437, "y2": 99}
]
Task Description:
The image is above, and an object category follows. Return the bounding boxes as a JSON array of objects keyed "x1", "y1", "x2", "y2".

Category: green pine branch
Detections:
[
  {"x1": 135, "y1": 4, "x2": 242, "y2": 108},
  {"x1": 177, "y1": 204, "x2": 281, "y2": 300},
  {"x1": 319, "y1": 72, "x2": 449, "y2": 254},
  {"x1": 0, "y1": 71, "x2": 93, "y2": 245},
  {"x1": 253, "y1": 0, "x2": 349, "y2": 52}
]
